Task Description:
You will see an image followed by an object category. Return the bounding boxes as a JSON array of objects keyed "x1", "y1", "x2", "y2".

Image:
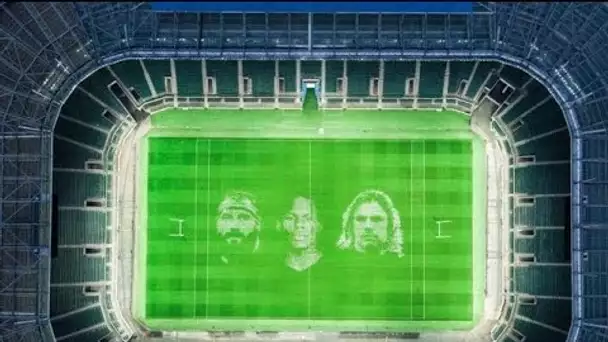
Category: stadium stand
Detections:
[
  {"x1": 1, "y1": 2, "x2": 606, "y2": 342},
  {"x1": 346, "y1": 61, "x2": 378, "y2": 97},
  {"x1": 419, "y1": 61, "x2": 446, "y2": 98},
  {"x1": 243, "y1": 61, "x2": 275, "y2": 97},
  {"x1": 279, "y1": 61, "x2": 297, "y2": 94},
  {"x1": 47, "y1": 56, "x2": 571, "y2": 341},
  {"x1": 79, "y1": 68, "x2": 128, "y2": 115},
  {"x1": 175, "y1": 60, "x2": 203, "y2": 98},
  {"x1": 466, "y1": 62, "x2": 501, "y2": 100},
  {"x1": 144, "y1": 60, "x2": 172, "y2": 96},
  {"x1": 384, "y1": 61, "x2": 417, "y2": 99},
  {"x1": 207, "y1": 61, "x2": 239, "y2": 97},
  {"x1": 109, "y1": 60, "x2": 153, "y2": 101}
]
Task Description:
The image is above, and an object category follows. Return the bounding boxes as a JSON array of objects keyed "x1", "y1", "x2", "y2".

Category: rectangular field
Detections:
[{"x1": 136, "y1": 124, "x2": 484, "y2": 331}]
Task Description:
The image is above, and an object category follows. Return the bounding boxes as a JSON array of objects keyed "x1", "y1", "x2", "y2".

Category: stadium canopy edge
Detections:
[{"x1": 149, "y1": 1, "x2": 475, "y2": 14}]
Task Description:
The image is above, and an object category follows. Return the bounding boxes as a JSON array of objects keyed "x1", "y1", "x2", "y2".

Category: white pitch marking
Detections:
[
  {"x1": 169, "y1": 218, "x2": 185, "y2": 237},
  {"x1": 434, "y1": 218, "x2": 452, "y2": 239}
]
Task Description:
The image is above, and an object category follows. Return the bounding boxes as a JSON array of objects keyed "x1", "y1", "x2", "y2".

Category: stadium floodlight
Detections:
[
  {"x1": 169, "y1": 218, "x2": 185, "y2": 238},
  {"x1": 433, "y1": 218, "x2": 452, "y2": 239}
]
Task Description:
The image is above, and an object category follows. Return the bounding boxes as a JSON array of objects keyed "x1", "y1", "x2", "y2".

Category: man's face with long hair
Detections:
[
  {"x1": 281, "y1": 197, "x2": 318, "y2": 250},
  {"x1": 216, "y1": 208, "x2": 257, "y2": 248},
  {"x1": 352, "y1": 200, "x2": 389, "y2": 253}
]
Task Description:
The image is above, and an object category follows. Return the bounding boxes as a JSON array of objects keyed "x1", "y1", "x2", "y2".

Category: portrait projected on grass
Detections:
[
  {"x1": 277, "y1": 196, "x2": 323, "y2": 272},
  {"x1": 215, "y1": 191, "x2": 261, "y2": 264},
  {"x1": 336, "y1": 190, "x2": 404, "y2": 258}
]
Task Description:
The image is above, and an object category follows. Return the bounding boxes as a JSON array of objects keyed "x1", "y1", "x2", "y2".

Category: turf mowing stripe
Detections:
[
  {"x1": 193, "y1": 138, "x2": 200, "y2": 318},
  {"x1": 307, "y1": 139, "x2": 312, "y2": 320},
  {"x1": 205, "y1": 138, "x2": 211, "y2": 320},
  {"x1": 422, "y1": 139, "x2": 426, "y2": 320},
  {"x1": 409, "y1": 141, "x2": 414, "y2": 320},
  {"x1": 410, "y1": 141, "x2": 425, "y2": 320}
]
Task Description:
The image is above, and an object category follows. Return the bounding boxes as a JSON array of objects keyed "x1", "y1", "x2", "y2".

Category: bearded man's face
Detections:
[{"x1": 216, "y1": 208, "x2": 257, "y2": 248}]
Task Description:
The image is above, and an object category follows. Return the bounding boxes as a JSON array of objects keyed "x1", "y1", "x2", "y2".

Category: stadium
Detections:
[{"x1": 0, "y1": 2, "x2": 605, "y2": 342}]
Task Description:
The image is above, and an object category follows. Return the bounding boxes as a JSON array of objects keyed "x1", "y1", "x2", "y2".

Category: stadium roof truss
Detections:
[{"x1": 0, "y1": 2, "x2": 607, "y2": 341}]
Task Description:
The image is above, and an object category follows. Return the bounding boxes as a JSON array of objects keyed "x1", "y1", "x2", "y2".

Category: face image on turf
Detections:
[
  {"x1": 215, "y1": 191, "x2": 260, "y2": 262},
  {"x1": 337, "y1": 190, "x2": 404, "y2": 258},
  {"x1": 354, "y1": 201, "x2": 389, "y2": 248},
  {"x1": 278, "y1": 196, "x2": 322, "y2": 272}
]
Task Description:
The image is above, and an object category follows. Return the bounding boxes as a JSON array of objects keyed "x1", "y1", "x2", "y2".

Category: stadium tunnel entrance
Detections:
[{"x1": 302, "y1": 79, "x2": 320, "y2": 116}]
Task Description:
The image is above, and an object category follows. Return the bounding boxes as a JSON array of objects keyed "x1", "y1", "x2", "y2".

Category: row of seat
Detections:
[
  {"x1": 492, "y1": 63, "x2": 571, "y2": 342},
  {"x1": 51, "y1": 68, "x2": 114, "y2": 341},
  {"x1": 107, "y1": 60, "x2": 504, "y2": 99}
]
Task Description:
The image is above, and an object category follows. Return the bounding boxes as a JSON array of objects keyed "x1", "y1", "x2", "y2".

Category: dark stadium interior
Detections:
[{"x1": 1, "y1": 2, "x2": 607, "y2": 342}]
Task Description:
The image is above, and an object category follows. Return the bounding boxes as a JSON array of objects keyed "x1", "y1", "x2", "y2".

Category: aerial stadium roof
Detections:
[{"x1": 0, "y1": 2, "x2": 607, "y2": 341}]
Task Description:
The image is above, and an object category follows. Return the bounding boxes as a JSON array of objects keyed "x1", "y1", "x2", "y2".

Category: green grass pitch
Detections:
[{"x1": 135, "y1": 109, "x2": 485, "y2": 332}]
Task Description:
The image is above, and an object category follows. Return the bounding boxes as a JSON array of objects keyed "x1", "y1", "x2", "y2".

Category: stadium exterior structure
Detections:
[{"x1": 0, "y1": 2, "x2": 606, "y2": 341}]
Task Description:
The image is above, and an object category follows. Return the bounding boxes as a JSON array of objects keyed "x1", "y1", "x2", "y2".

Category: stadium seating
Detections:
[
  {"x1": 207, "y1": 60, "x2": 239, "y2": 96},
  {"x1": 278, "y1": 60, "x2": 297, "y2": 94},
  {"x1": 78, "y1": 68, "x2": 127, "y2": 115},
  {"x1": 243, "y1": 61, "x2": 275, "y2": 96},
  {"x1": 516, "y1": 130, "x2": 570, "y2": 162},
  {"x1": 109, "y1": 60, "x2": 153, "y2": 101},
  {"x1": 52, "y1": 139, "x2": 101, "y2": 170},
  {"x1": 51, "y1": 249, "x2": 106, "y2": 283},
  {"x1": 52, "y1": 68, "x2": 115, "y2": 341},
  {"x1": 60, "y1": 326, "x2": 112, "y2": 342},
  {"x1": 60, "y1": 88, "x2": 117, "y2": 131},
  {"x1": 513, "y1": 267, "x2": 571, "y2": 297},
  {"x1": 507, "y1": 100, "x2": 565, "y2": 138},
  {"x1": 51, "y1": 287, "x2": 101, "y2": 317},
  {"x1": 419, "y1": 61, "x2": 446, "y2": 98},
  {"x1": 513, "y1": 229, "x2": 568, "y2": 263},
  {"x1": 301, "y1": 60, "x2": 322, "y2": 81},
  {"x1": 512, "y1": 197, "x2": 569, "y2": 228},
  {"x1": 517, "y1": 298, "x2": 571, "y2": 332},
  {"x1": 499, "y1": 66, "x2": 531, "y2": 89},
  {"x1": 448, "y1": 61, "x2": 475, "y2": 95},
  {"x1": 50, "y1": 58, "x2": 571, "y2": 342},
  {"x1": 143, "y1": 60, "x2": 172, "y2": 95},
  {"x1": 383, "y1": 61, "x2": 417, "y2": 99},
  {"x1": 466, "y1": 61, "x2": 500, "y2": 99},
  {"x1": 175, "y1": 60, "x2": 203, "y2": 97},
  {"x1": 512, "y1": 319, "x2": 566, "y2": 342},
  {"x1": 500, "y1": 83, "x2": 547, "y2": 122},
  {"x1": 53, "y1": 172, "x2": 106, "y2": 207},
  {"x1": 54, "y1": 117, "x2": 108, "y2": 150},
  {"x1": 56, "y1": 211, "x2": 107, "y2": 245},
  {"x1": 499, "y1": 67, "x2": 571, "y2": 340},
  {"x1": 346, "y1": 61, "x2": 379, "y2": 97},
  {"x1": 513, "y1": 165, "x2": 570, "y2": 194},
  {"x1": 51, "y1": 305, "x2": 110, "y2": 342},
  {"x1": 323, "y1": 60, "x2": 344, "y2": 95}
]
